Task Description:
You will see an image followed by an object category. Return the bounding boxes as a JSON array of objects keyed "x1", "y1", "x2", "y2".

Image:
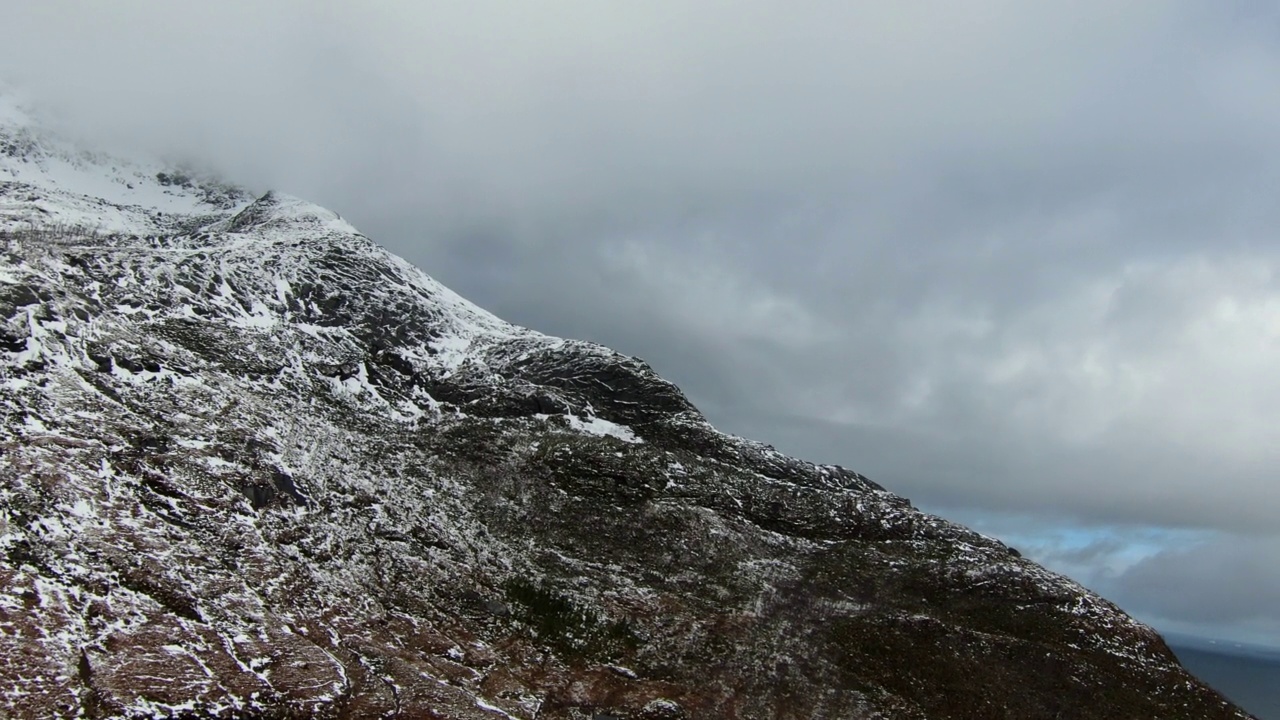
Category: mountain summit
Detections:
[{"x1": 0, "y1": 96, "x2": 1251, "y2": 719}]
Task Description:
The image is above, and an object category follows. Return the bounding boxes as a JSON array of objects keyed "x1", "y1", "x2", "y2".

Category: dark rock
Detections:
[
  {"x1": 0, "y1": 283, "x2": 43, "y2": 311},
  {"x1": 115, "y1": 356, "x2": 146, "y2": 373},
  {"x1": 0, "y1": 331, "x2": 26, "y2": 353}
]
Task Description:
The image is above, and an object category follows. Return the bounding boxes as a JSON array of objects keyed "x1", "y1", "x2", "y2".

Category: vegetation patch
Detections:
[{"x1": 503, "y1": 577, "x2": 639, "y2": 661}]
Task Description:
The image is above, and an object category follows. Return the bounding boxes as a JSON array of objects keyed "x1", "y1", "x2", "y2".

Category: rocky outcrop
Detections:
[{"x1": 0, "y1": 99, "x2": 1253, "y2": 719}]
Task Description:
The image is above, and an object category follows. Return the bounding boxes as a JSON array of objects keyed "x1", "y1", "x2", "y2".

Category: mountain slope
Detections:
[{"x1": 0, "y1": 96, "x2": 1252, "y2": 719}]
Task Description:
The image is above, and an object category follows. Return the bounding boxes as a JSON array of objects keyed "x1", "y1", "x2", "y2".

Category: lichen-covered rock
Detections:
[{"x1": 0, "y1": 95, "x2": 1254, "y2": 719}]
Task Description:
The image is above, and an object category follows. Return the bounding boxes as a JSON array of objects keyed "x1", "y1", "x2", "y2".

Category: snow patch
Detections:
[{"x1": 565, "y1": 413, "x2": 642, "y2": 444}]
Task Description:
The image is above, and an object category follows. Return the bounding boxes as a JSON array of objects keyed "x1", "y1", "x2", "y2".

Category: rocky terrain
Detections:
[{"x1": 0, "y1": 92, "x2": 1254, "y2": 718}]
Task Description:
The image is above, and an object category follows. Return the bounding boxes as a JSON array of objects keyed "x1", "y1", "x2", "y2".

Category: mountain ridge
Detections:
[{"x1": 0, "y1": 95, "x2": 1253, "y2": 718}]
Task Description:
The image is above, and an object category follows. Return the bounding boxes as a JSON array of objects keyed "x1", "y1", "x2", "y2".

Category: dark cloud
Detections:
[
  {"x1": 1112, "y1": 536, "x2": 1280, "y2": 626},
  {"x1": 4, "y1": 0, "x2": 1279, "y2": 643}
]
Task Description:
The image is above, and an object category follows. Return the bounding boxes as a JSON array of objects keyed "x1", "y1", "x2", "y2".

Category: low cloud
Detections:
[{"x1": 1112, "y1": 536, "x2": 1280, "y2": 627}]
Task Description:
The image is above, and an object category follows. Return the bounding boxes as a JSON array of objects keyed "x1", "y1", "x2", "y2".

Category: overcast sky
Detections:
[{"x1": 3, "y1": 1, "x2": 1279, "y2": 647}]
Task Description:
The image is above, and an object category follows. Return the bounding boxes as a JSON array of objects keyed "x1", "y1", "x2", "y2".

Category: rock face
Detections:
[{"x1": 0, "y1": 95, "x2": 1253, "y2": 719}]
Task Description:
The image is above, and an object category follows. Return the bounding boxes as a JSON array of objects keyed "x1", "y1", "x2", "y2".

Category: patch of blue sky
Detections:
[{"x1": 922, "y1": 505, "x2": 1280, "y2": 648}]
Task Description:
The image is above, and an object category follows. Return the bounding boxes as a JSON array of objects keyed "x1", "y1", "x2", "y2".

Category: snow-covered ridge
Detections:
[
  {"x1": 0, "y1": 91, "x2": 251, "y2": 234},
  {"x1": 0, "y1": 101, "x2": 640, "y2": 443},
  {"x1": 0, "y1": 88, "x2": 509, "y2": 347},
  {"x1": 0, "y1": 188, "x2": 543, "y2": 391}
]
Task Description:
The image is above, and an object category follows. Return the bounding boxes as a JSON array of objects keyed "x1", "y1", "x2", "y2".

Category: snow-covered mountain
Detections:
[{"x1": 0, "y1": 93, "x2": 1253, "y2": 719}]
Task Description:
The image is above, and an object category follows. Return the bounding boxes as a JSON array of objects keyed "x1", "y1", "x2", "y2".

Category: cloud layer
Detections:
[{"x1": 4, "y1": 0, "x2": 1279, "y2": 643}]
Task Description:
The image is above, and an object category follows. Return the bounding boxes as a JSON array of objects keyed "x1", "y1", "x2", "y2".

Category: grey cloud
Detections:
[
  {"x1": 421, "y1": 220, "x2": 1280, "y2": 534},
  {"x1": 1110, "y1": 536, "x2": 1280, "y2": 627}
]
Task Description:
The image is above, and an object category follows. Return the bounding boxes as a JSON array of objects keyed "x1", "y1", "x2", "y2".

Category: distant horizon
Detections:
[{"x1": 1164, "y1": 630, "x2": 1280, "y2": 658}]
